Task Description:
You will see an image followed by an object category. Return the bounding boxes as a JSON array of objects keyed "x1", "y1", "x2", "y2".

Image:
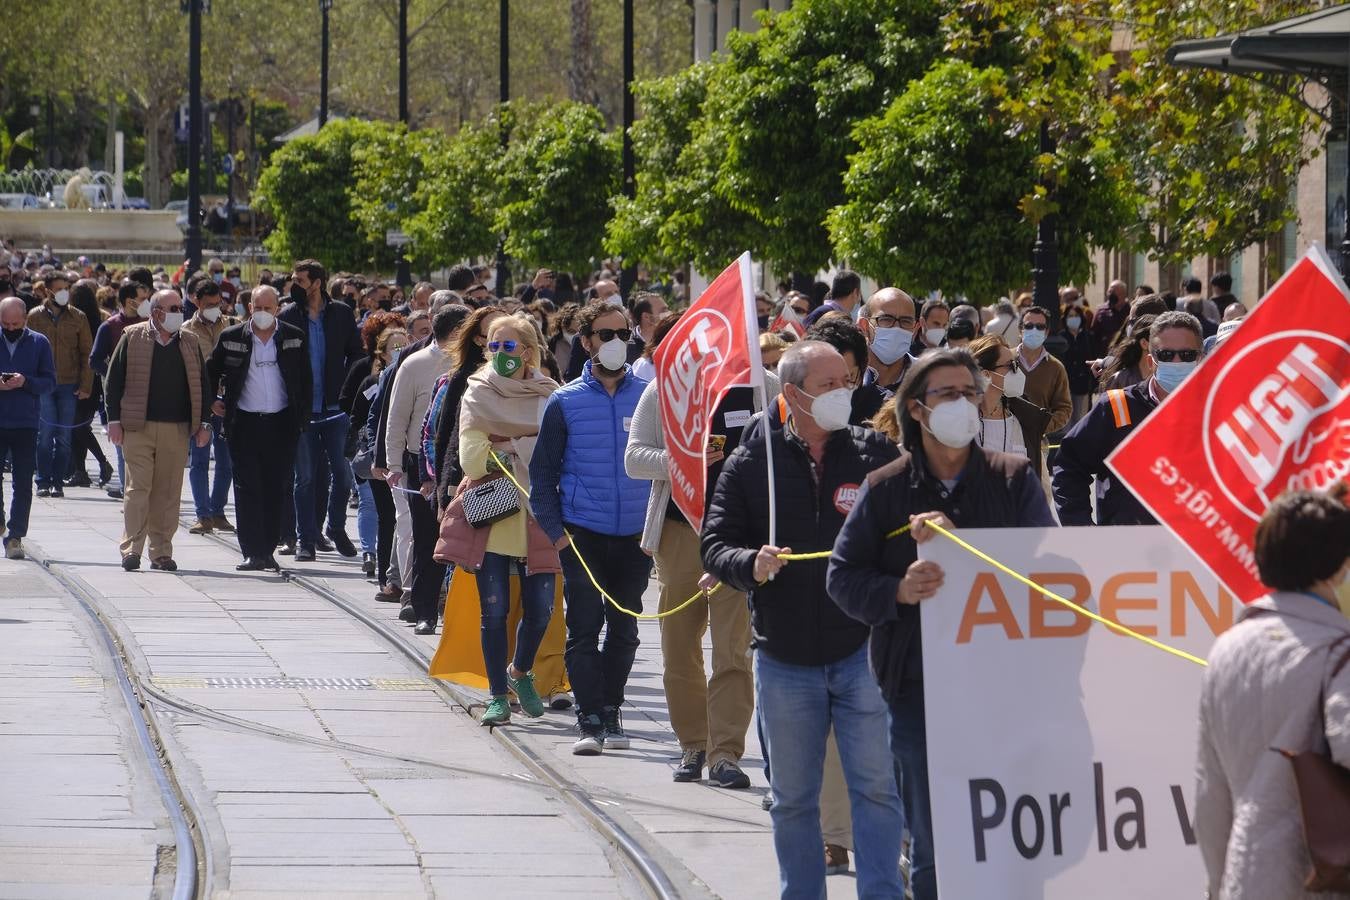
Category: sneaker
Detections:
[
  {"x1": 106, "y1": 487, "x2": 124, "y2": 499},
  {"x1": 398, "y1": 602, "x2": 417, "y2": 623},
  {"x1": 4, "y1": 537, "x2": 24, "y2": 560},
  {"x1": 708, "y1": 759, "x2": 751, "y2": 789},
  {"x1": 480, "y1": 696, "x2": 512, "y2": 726},
  {"x1": 211, "y1": 515, "x2": 235, "y2": 533},
  {"x1": 506, "y1": 669, "x2": 545, "y2": 718},
  {"x1": 121, "y1": 554, "x2": 141, "y2": 571},
  {"x1": 761, "y1": 792, "x2": 775, "y2": 811},
  {"x1": 188, "y1": 518, "x2": 213, "y2": 535},
  {"x1": 601, "y1": 706, "x2": 629, "y2": 750},
  {"x1": 49, "y1": 487, "x2": 63, "y2": 498},
  {"x1": 35, "y1": 487, "x2": 51, "y2": 498},
  {"x1": 294, "y1": 545, "x2": 316, "y2": 562},
  {"x1": 572, "y1": 714, "x2": 605, "y2": 756},
  {"x1": 361, "y1": 552, "x2": 376, "y2": 577},
  {"x1": 673, "y1": 749, "x2": 706, "y2": 783},
  {"x1": 825, "y1": 844, "x2": 850, "y2": 876}
]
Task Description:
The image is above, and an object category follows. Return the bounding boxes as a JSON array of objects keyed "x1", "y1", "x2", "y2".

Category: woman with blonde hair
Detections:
[{"x1": 436, "y1": 314, "x2": 562, "y2": 725}]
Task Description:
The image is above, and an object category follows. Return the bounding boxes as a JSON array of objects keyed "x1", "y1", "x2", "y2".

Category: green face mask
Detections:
[{"x1": 492, "y1": 351, "x2": 522, "y2": 377}]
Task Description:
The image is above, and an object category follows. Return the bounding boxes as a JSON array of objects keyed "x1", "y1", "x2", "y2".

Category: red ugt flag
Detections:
[
  {"x1": 654, "y1": 252, "x2": 766, "y2": 531},
  {"x1": 1108, "y1": 248, "x2": 1350, "y2": 602}
]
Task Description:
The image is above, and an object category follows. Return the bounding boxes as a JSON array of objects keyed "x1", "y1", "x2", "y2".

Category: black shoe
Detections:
[
  {"x1": 314, "y1": 535, "x2": 335, "y2": 553},
  {"x1": 708, "y1": 759, "x2": 752, "y2": 789},
  {"x1": 50, "y1": 487, "x2": 64, "y2": 498},
  {"x1": 294, "y1": 545, "x2": 316, "y2": 562},
  {"x1": 362, "y1": 552, "x2": 376, "y2": 576},
  {"x1": 398, "y1": 602, "x2": 417, "y2": 623},
  {"x1": 150, "y1": 557, "x2": 177, "y2": 572},
  {"x1": 277, "y1": 542, "x2": 295, "y2": 556},
  {"x1": 98, "y1": 463, "x2": 114, "y2": 487},
  {"x1": 106, "y1": 487, "x2": 124, "y2": 499},
  {"x1": 673, "y1": 749, "x2": 706, "y2": 783},
  {"x1": 263, "y1": 555, "x2": 281, "y2": 571},
  {"x1": 65, "y1": 474, "x2": 92, "y2": 488},
  {"x1": 549, "y1": 695, "x2": 574, "y2": 711},
  {"x1": 601, "y1": 706, "x2": 629, "y2": 750},
  {"x1": 121, "y1": 554, "x2": 140, "y2": 571},
  {"x1": 236, "y1": 557, "x2": 267, "y2": 571},
  {"x1": 413, "y1": 619, "x2": 436, "y2": 635},
  {"x1": 35, "y1": 487, "x2": 50, "y2": 498},
  {"x1": 326, "y1": 528, "x2": 357, "y2": 558}
]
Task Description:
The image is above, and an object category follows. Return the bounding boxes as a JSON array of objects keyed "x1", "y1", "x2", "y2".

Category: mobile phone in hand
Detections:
[{"x1": 707, "y1": 434, "x2": 726, "y2": 454}]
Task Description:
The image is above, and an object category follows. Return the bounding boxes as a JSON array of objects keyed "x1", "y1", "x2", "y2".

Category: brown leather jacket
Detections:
[{"x1": 26, "y1": 300, "x2": 93, "y2": 393}]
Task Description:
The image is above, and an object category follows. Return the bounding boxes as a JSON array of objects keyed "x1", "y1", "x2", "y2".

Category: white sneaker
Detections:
[{"x1": 572, "y1": 715, "x2": 605, "y2": 756}]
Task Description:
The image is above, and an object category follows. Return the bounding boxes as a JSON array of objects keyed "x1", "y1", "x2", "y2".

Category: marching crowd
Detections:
[{"x1": 1, "y1": 243, "x2": 1346, "y2": 900}]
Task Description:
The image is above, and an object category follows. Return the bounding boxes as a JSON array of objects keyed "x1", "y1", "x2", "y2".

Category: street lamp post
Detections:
[
  {"x1": 1031, "y1": 119, "x2": 1065, "y2": 354},
  {"x1": 183, "y1": 0, "x2": 206, "y2": 278},
  {"x1": 320, "y1": 0, "x2": 333, "y2": 128},
  {"x1": 494, "y1": 0, "x2": 510, "y2": 295},
  {"x1": 398, "y1": 0, "x2": 409, "y2": 125},
  {"x1": 619, "y1": 0, "x2": 636, "y2": 300}
]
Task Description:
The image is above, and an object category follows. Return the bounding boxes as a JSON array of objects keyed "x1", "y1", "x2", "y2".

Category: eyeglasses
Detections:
[
  {"x1": 588, "y1": 328, "x2": 632, "y2": 342},
  {"x1": 487, "y1": 339, "x2": 519, "y2": 353},
  {"x1": 1022, "y1": 323, "x2": 1047, "y2": 332},
  {"x1": 988, "y1": 360, "x2": 1017, "y2": 373},
  {"x1": 923, "y1": 386, "x2": 982, "y2": 403},
  {"x1": 162, "y1": 305, "x2": 183, "y2": 313},
  {"x1": 1153, "y1": 348, "x2": 1200, "y2": 363},
  {"x1": 869, "y1": 314, "x2": 917, "y2": 330}
]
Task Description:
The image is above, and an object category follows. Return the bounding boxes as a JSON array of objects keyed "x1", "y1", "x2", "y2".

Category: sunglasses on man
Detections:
[
  {"x1": 1152, "y1": 348, "x2": 1199, "y2": 363},
  {"x1": 587, "y1": 328, "x2": 632, "y2": 342}
]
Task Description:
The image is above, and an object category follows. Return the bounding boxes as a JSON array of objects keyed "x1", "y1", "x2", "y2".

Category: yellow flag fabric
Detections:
[{"x1": 428, "y1": 567, "x2": 570, "y2": 696}]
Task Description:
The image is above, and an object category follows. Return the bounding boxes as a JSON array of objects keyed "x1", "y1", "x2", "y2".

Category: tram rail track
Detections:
[{"x1": 29, "y1": 543, "x2": 210, "y2": 900}]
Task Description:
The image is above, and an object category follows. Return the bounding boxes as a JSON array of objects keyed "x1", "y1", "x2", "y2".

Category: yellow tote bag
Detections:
[{"x1": 429, "y1": 567, "x2": 570, "y2": 696}]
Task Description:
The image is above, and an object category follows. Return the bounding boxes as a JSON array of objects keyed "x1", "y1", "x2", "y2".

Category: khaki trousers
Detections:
[
  {"x1": 121, "y1": 420, "x2": 190, "y2": 560},
  {"x1": 654, "y1": 519, "x2": 754, "y2": 766},
  {"x1": 820, "y1": 730, "x2": 853, "y2": 849}
]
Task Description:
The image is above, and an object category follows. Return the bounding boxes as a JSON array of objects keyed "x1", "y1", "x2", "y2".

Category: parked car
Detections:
[{"x1": 122, "y1": 196, "x2": 151, "y2": 210}]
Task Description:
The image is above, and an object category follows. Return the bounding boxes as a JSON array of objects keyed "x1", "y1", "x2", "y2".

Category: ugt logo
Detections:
[{"x1": 661, "y1": 312, "x2": 731, "y2": 457}]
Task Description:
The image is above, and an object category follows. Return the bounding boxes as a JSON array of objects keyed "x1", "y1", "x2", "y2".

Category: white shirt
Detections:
[
  {"x1": 977, "y1": 414, "x2": 1027, "y2": 457},
  {"x1": 238, "y1": 326, "x2": 287, "y2": 414}
]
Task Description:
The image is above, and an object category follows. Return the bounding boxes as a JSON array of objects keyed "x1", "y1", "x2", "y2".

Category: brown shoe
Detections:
[
  {"x1": 211, "y1": 515, "x2": 235, "y2": 532},
  {"x1": 188, "y1": 519, "x2": 213, "y2": 535},
  {"x1": 824, "y1": 844, "x2": 850, "y2": 876},
  {"x1": 150, "y1": 557, "x2": 178, "y2": 572}
]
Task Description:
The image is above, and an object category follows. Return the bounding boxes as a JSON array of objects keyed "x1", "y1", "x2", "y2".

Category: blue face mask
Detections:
[
  {"x1": 1154, "y1": 360, "x2": 1197, "y2": 393},
  {"x1": 1021, "y1": 328, "x2": 1047, "y2": 350}
]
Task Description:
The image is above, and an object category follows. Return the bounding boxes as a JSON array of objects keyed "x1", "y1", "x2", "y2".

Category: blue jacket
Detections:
[
  {"x1": 530, "y1": 361, "x2": 651, "y2": 540},
  {"x1": 0, "y1": 328, "x2": 57, "y2": 429}
]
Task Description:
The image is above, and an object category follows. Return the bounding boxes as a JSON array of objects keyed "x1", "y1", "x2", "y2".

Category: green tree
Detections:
[
  {"x1": 255, "y1": 118, "x2": 394, "y2": 270},
  {"x1": 404, "y1": 121, "x2": 500, "y2": 269},
  {"x1": 495, "y1": 101, "x2": 620, "y2": 274},
  {"x1": 349, "y1": 125, "x2": 449, "y2": 271}
]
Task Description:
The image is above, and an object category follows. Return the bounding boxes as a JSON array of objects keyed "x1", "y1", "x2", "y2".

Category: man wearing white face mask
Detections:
[
  {"x1": 703, "y1": 341, "x2": 906, "y2": 899},
  {"x1": 105, "y1": 289, "x2": 213, "y2": 571},
  {"x1": 182, "y1": 277, "x2": 237, "y2": 535},
  {"x1": 27, "y1": 271, "x2": 92, "y2": 497},
  {"x1": 1016, "y1": 306, "x2": 1073, "y2": 483},
  {"x1": 828, "y1": 348, "x2": 1055, "y2": 900}
]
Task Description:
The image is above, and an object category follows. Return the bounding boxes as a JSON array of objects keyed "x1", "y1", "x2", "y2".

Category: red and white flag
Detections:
[
  {"x1": 654, "y1": 252, "x2": 766, "y2": 531},
  {"x1": 770, "y1": 303, "x2": 805, "y2": 338},
  {"x1": 1109, "y1": 247, "x2": 1350, "y2": 602}
]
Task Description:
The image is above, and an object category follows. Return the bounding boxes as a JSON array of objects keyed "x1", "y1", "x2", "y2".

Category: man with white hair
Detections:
[
  {"x1": 0, "y1": 295, "x2": 56, "y2": 559},
  {"x1": 105, "y1": 289, "x2": 213, "y2": 571}
]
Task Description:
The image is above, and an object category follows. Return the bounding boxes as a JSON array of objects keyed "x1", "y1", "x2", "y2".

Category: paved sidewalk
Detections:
[{"x1": 0, "y1": 556, "x2": 167, "y2": 899}]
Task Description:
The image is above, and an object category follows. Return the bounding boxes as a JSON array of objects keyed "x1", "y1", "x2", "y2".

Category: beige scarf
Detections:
[{"x1": 458, "y1": 367, "x2": 558, "y2": 493}]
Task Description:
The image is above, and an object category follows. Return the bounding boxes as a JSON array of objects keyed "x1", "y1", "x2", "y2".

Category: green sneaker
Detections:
[
  {"x1": 507, "y1": 669, "x2": 545, "y2": 718},
  {"x1": 480, "y1": 696, "x2": 511, "y2": 726}
]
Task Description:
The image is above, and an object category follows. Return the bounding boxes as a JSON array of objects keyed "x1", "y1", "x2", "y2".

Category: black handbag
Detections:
[{"x1": 461, "y1": 476, "x2": 521, "y2": 529}]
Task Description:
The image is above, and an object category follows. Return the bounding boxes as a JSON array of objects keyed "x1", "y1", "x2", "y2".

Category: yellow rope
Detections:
[
  {"x1": 923, "y1": 521, "x2": 1207, "y2": 667},
  {"x1": 777, "y1": 524, "x2": 913, "y2": 561}
]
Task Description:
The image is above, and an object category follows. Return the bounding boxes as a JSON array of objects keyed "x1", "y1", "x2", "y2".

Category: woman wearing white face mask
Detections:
[
  {"x1": 826, "y1": 348, "x2": 1056, "y2": 900},
  {"x1": 968, "y1": 335, "x2": 1054, "y2": 478}
]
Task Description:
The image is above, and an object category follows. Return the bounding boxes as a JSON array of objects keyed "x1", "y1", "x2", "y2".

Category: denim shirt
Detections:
[{"x1": 306, "y1": 314, "x2": 325, "y2": 415}]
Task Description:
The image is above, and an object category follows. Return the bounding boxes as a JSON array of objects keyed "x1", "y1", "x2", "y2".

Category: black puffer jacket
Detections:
[
  {"x1": 702, "y1": 418, "x2": 900, "y2": 667},
  {"x1": 827, "y1": 446, "x2": 1055, "y2": 703}
]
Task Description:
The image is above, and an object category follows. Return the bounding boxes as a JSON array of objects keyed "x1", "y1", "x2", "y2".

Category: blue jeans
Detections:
[
  {"x1": 355, "y1": 476, "x2": 377, "y2": 555},
  {"x1": 0, "y1": 428, "x2": 38, "y2": 539},
  {"x1": 475, "y1": 552, "x2": 555, "y2": 697},
  {"x1": 755, "y1": 644, "x2": 905, "y2": 900},
  {"x1": 36, "y1": 383, "x2": 77, "y2": 487},
  {"x1": 293, "y1": 412, "x2": 351, "y2": 546},
  {"x1": 889, "y1": 681, "x2": 935, "y2": 900},
  {"x1": 559, "y1": 527, "x2": 652, "y2": 718},
  {"x1": 188, "y1": 415, "x2": 232, "y2": 519}
]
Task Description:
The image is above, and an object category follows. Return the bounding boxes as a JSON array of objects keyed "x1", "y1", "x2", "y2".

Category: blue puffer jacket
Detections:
[
  {"x1": 0, "y1": 328, "x2": 56, "y2": 429},
  {"x1": 529, "y1": 361, "x2": 651, "y2": 540}
]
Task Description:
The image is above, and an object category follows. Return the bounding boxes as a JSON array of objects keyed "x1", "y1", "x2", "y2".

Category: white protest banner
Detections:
[{"x1": 919, "y1": 525, "x2": 1236, "y2": 899}]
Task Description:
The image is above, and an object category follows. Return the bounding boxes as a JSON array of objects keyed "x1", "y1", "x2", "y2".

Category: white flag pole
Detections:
[{"x1": 737, "y1": 252, "x2": 777, "y2": 548}]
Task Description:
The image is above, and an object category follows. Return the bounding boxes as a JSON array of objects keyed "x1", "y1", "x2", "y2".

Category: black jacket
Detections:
[
  {"x1": 1053, "y1": 327, "x2": 1097, "y2": 397},
  {"x1": 208, "y1": 321, "x2": 312, "y2": 437},
  {"x1": 827, "y1": 446, "x2": 1055, "y2": 702},
  {"x1": 702, "y1": 419, "x2": 900, "y2": 667},
  {"x1": 1051, "y1": 379, "x2": 1158, "y2": 526},
  {"x1": 278, "y1": 296, "x2": 362, "y2": 413}
]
